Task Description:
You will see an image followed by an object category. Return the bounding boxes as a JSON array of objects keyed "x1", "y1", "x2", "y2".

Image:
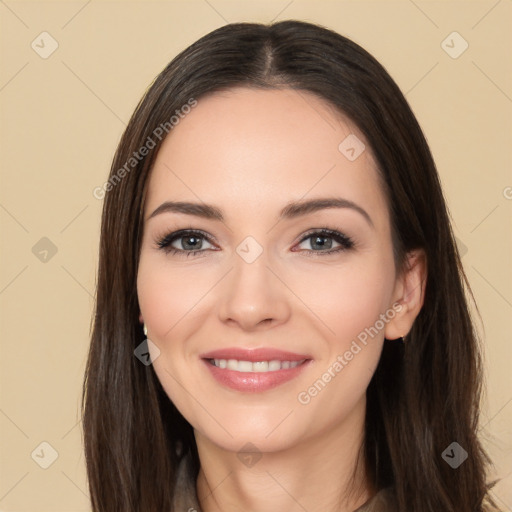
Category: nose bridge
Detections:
[{"x1": 217, "y1": 239, "x2": 290, "y2": 329}]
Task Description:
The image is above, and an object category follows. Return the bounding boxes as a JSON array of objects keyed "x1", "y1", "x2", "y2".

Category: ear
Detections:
[
  {"x1": 139, "y1": 312, "x2": 144, "y2": 324},
  {"x1": 384, "y1": 249, "x2": 427, "y2": 340}
]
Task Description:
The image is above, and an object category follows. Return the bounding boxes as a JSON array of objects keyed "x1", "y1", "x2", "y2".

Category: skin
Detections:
[{"x1": 137, "y1": 87, "x2": 426, "y2": 512}]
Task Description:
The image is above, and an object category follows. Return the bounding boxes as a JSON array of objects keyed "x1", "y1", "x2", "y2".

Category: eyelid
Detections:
[
  {"x1": 296, "y1": 227, "x2": 351, "y2": 243},
  {"x1": 154, "y1": 228, "x2": 217, "y2": 253}
]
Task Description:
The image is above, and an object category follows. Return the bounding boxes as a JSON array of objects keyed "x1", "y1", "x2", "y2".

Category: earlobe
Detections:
[{"x1": 384, "y1": 249, "x2": 427, "y2": 340}]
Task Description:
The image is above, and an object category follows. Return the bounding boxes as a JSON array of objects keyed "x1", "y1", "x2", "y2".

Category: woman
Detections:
[{"x1": 82, "y1": 20, "x2": 496, "y2": 511}]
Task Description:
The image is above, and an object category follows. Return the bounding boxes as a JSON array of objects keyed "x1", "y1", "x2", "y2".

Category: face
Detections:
[{"x1": 137, "y1": 87, "x2": 404, "y2": 453}]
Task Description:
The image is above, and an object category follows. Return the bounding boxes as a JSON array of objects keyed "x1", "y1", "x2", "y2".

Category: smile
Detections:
[
  {"x1": 200, "y1": 347, "x2": 312, "y2": 392},
  {"x1": 207, "y1": 358, "x2": 307, "y2": 372}
]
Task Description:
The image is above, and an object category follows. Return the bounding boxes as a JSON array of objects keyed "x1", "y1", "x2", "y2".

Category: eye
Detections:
[
  {"x1": 155, "y1": 229, "x2": 216, "y2": 257},
  {"x1": 155, "y1": 227, "x2": 354, "y2": 258},
  {"x1": 294, "y1": 229, "x2": 354, "y2": 256}
]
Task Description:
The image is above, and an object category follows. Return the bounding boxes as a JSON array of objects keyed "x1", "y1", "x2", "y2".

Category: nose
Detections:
[{"x1": 217, "y1": 251, "x2": 291, "y2": 332}]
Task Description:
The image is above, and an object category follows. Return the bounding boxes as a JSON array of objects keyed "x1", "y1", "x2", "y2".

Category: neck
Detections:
[{"x1": 195, "y1": 398, "x2": 372, "y2": 512}]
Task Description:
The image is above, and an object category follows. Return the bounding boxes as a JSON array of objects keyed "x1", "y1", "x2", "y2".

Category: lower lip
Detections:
[{"x1": 202, "y1": 359, "x2": 312, "y2": 392}]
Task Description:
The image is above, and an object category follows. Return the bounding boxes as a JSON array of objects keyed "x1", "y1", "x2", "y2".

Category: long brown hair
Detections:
[{"x1": 82, "y1": 20, "x2": 495, "y2": 511}]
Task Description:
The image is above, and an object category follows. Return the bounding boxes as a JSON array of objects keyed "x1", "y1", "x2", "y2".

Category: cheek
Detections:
[
  {"x1": 137, "y1": 255, "x2": 207, "y2": 343},
  {"x1": 137, "y1": 256, "x2": 206, "y2": 423},
  {"x1": 289, "y1": 263, "x2": 393, "y2": 430},
  {"x1": 289, "y1": 256, "x2": 395, "y2": 350}
]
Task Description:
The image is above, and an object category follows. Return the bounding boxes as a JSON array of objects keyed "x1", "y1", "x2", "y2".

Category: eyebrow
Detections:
[{"x1": 147, "y1": 197, "x2": 374, "y2": 228}]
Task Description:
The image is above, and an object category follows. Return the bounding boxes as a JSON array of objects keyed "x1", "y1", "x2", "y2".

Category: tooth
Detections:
[
  {"x1": 227, "y1": 359, "x2": 238, "y2": 370},
  {"x1": 253, "y1": 361, "x2": 269, "y2": 372},
  {"x1": 237, "y1": 360, "x2": 253, "y2": 372},
  {"x1": 268, "y1": 360, "x2": 281, "y2": 371},
  {"x1": 213, "y1": 358, "x2": 305, "y2": 372}
]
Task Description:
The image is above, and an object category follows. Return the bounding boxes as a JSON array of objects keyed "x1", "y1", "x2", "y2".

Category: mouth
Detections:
[{"x1": 200, "y1": 347, "x2": 312, "y2": 392}]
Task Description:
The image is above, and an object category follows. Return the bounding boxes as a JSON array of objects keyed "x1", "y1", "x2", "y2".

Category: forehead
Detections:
[{"x1": 147, "y1": 87, "x2": 387, "y2": 226}]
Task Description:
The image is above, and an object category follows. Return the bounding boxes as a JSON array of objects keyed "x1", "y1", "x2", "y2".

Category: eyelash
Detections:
[{"x1": 155, "y1": 228, "x2": 355, "y2": 258}]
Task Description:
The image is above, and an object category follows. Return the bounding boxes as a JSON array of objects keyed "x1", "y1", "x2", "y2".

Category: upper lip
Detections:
[{"x1": 200, "y1": 347, "x2": 312, "y2": 362}]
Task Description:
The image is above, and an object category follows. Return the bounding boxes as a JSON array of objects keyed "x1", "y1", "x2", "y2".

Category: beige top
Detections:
[{"x1": 172, "y1": 453, "x2": 396, "y2": 511}]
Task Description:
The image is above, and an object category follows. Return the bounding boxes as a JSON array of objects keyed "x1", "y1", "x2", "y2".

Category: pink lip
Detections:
[
  {"x1": 200, "y1": 347, "x2": 311, "y2": 362},
  {"x1": 200, "y1": 347, "x2": 313, "y2": 393}
]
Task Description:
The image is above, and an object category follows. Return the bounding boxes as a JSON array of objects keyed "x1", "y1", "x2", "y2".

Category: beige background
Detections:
[{"x1": 0, "y1": 0, "x2": 511, "y2": 510}]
